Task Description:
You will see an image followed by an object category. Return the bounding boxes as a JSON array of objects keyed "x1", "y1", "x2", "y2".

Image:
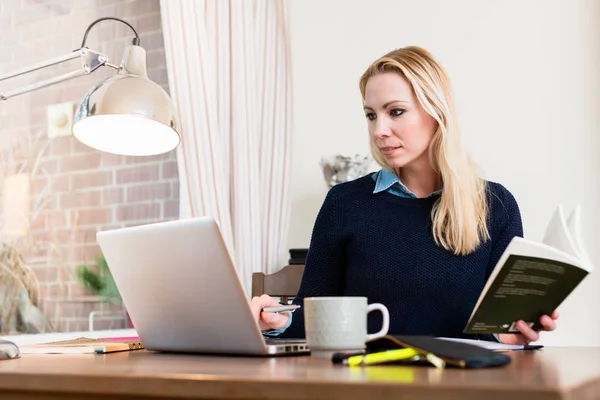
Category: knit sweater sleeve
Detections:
[
  {"x1": 486, "y1": 184, "x2": 524, "y2": 279},
  {"x1": 278, "y1": 187, "x2": 346, "y2": 338},
  {"x1": 478, "y1": 184, "x2": 523, "y2": 343}
]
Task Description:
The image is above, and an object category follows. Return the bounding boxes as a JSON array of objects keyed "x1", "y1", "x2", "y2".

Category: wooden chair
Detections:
[{"x1": 252, "y1": 265, "x2": 304, "y2": 303}]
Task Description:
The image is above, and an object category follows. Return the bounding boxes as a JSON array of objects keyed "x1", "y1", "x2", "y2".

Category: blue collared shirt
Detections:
[{"x1": 372, "y1": 169, "x2": 442, "y2": 198}]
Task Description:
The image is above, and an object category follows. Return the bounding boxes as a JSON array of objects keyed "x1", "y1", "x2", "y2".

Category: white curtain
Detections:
[{"x1": 160, "y1": 0, "x2": 293, "y2": 295}]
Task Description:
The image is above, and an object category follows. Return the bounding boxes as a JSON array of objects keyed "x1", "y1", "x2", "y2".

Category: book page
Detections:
[
  {"x1": 542, "y1": 205, "x2": 580, "y2": 260},
  {"x1": 566, "y1": 205, "x2": 594, "y2": 272}
]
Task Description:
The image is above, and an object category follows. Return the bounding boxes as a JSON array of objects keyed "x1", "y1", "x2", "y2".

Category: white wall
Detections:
[{"x1": 287, "y1": 0, "x2": 600, "y2": 346}]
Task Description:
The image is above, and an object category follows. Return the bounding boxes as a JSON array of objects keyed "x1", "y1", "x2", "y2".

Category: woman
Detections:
[{"x1": 251, "y1": 46, "x2": 558, "y2": 345}]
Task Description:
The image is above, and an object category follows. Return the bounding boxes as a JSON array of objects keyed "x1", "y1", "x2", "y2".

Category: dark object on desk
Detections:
[
  {"x1": 288, "y1": 248, "x2": 307, "y2": 265},
  {"x1": 0, "y1": 339, "x2": 20, "y2": 360},
  {"x1": 366, "y1": 335, "x2": 511, "y2": 368}
]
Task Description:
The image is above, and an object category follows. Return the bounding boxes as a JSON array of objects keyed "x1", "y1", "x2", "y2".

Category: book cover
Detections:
[{"x1": 464, "y1": 204, "x2": 593, "y2": 334}]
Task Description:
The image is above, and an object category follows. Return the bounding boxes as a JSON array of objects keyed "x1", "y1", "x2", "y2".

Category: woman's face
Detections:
[{"x1": 364, "y1": 72, "x2": 437, "y2": 170}]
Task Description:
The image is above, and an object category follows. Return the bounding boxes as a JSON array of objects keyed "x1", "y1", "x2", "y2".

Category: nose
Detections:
[{"x1": 372, "y1": 117, "x2": 392, "y2": 139}]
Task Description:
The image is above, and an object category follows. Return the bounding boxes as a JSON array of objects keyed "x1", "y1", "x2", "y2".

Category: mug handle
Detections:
[{"x1": 366, "y1": 303, "x2": 390, "y2": 341}]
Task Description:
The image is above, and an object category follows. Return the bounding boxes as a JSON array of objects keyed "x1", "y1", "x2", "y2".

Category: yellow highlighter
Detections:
[{"x1": 335, "y1": 348, "x2": 421, "y2": 366}]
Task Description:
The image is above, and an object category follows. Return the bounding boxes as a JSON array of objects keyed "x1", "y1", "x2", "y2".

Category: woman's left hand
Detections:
[{"x1": 498, "y1": 311, "x2": 559, "y2": 345}]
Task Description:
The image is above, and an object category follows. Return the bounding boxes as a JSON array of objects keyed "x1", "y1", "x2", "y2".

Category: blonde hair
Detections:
[{"x1": 359, "y1": 46, "x2": 489, "y2": 255}]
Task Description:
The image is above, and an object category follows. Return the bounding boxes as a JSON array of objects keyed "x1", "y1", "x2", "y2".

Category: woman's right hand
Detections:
[{"x1": 251, "y1": 294, "x2": 291, "y2": 331}]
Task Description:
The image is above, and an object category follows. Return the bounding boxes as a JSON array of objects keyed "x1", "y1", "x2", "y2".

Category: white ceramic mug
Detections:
[{"x1": 303, "y1": 296, "x2": 390, "y2": 359}]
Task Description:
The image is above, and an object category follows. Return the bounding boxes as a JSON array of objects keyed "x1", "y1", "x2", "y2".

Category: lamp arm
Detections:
[
  {"x1": 1, "y1": 17, "x2": 139, "y2": 101},
  {"x1": 0, "y1": 48, "x2": 116, "y2": 101},
  {"x1": 81, "y1": 17, "x2": 140, "y2": 48}
]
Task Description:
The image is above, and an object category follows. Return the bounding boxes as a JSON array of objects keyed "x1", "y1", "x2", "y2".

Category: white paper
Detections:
[{"x1": 436, "y1": 337, "x2": 536, "y2": 351}]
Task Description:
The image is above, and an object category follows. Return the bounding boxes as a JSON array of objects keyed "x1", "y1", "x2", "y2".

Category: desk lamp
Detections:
[{"x1": 0, "y1": 17, "x2": 180, "y2": 156}]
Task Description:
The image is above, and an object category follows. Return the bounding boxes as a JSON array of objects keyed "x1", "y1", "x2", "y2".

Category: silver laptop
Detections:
[{"x1": 96, "y1": 217, "x2": 308, "y2": 356}]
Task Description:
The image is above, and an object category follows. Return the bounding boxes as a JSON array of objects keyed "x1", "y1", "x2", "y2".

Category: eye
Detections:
[
  {"x1": 365, "y1": 112, "x2": 377, "y2": 121},
  {"x1": 390, "y1": 109, "x2": 404, "y2": 117}
]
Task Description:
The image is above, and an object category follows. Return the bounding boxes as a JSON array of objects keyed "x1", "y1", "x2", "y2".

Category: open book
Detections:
[
  {"x1": 464, "y1": 204, "x2": 593, "y2": 334},
  {"x1": 18, "y1": 336, "x2": 143, "y2": 354}
]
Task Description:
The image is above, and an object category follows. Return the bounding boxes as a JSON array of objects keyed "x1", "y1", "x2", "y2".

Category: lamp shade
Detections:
[{"x1": 73, "y1": 45, "x2": 180, "y2": 156}]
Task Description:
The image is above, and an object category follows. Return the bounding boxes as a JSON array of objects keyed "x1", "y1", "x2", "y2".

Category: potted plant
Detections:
[
  {"x1": 75, "y1": 254, "x2": 121, "y2": 302},
  {"x1": 75, "y1": 254, "x2": 133, "y2": 328}
]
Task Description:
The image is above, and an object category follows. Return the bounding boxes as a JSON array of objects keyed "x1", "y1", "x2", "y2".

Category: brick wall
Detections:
[{"x1": 0, "y1": 0, "x2": 179, "y2": 332}]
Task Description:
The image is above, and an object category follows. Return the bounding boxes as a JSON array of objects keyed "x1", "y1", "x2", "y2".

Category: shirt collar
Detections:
[{"x1": 373, "y1": 169, "x2": 442, "y2": 198}]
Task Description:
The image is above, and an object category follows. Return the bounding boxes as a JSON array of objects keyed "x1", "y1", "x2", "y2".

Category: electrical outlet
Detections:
[{"x1": 47, "y1": 101, "x2": 74, "y2": 138}]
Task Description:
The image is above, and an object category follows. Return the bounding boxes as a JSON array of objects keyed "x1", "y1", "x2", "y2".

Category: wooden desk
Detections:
[{"x1": 0, "y1": 347, "x2": 599, "y2": 400}]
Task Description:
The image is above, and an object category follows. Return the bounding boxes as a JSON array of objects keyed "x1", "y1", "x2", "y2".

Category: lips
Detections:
[{"x1": 380, "y1": 146, "x2": 401, "y2": 156}]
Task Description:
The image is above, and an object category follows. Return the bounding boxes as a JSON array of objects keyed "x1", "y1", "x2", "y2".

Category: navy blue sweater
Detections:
[{"x1": 279, "y1": 173, "x2": 523, "y2": 339}]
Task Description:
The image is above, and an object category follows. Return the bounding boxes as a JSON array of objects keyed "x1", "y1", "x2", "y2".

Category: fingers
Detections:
[
  {"x1": 250, "y1": 294, "x2": 290, "y2": 331},
  {"x1": 510, "y1": 312, "x2": 558, "y2": 345},
  {"x1": 540, "y1": 314, "x2": 557, "y2": 331},
  {"x1": 501, "y1": 312, "x2": 559, "y2": 345},
  {"x1": 261, "y1": 310, "x2": 290, "y2": 330},
  {"x1": 250, "y1": 296, "x2": 265, "y2": 328},
  {"x1": 250, "y1": 294, "x2": 277, "y2": 320},
  {"x1": 251, "y1": 294, "x2": 279, "y2": 313},
  {"x1": 515, "y1": 320, "x2": 539, "y2": 343}
]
